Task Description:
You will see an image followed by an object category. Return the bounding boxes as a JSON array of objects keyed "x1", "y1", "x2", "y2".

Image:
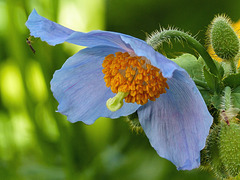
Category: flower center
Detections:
[{"x1": 102, "y1": 52, "x2": 168, "y2": 110}]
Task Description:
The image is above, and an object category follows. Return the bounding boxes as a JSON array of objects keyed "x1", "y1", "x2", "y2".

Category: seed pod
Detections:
[
  {"x1": 203, "y1": 122, "x2": 240, "y2": 178},
  {"x1": 219, "y1": 122, "x2": 240, "y2": 177}
]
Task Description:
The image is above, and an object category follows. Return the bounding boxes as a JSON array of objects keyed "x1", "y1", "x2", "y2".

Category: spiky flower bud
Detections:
[
  {"x1": 203, "y1": 122, "x2": 240, "y2": 178},
  {"x1": 208, "y1": 15, "x2": 239, "y2": 60},
  {"x1": 125, "y1": 112, "x2": 143, "y2": 133},
  {"x1": 219, "y1": 122, "x2": 240, "y2": 177}
]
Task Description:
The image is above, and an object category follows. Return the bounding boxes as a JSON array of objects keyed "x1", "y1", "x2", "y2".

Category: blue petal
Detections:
[
  {"x1": 120, "y1": 35, "x2": 181, "y2": 78},
  {"x1": 137, "y1": 70, "x2": 213, "y2": 170},
  {"x1": 67, "y1": 31, "x2": 133, "y2": 52},
  {"x1": 26, "y1": 10, "x2": 132, "y2": 51},
  {"x1": 51, "y1": 46, "x2": 140, "y2": 124},
  {"x1": 25, "y1": 9, "x2": 75, "y2": 46},
  {"x1": 26, "y1": 10, "x2": 182, "y2": 80},
  {"x1": 68, "y1": 31, "x2": 182, "y2": 79}
]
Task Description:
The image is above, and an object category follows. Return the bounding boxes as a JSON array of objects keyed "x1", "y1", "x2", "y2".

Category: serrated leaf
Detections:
[
  {"x1": 171, "y1": 53, "x2": 204, "y2": 81},
  {"x1": 223, "y1": 72, "x2": 240, "y2": 88},
  {"x1": 203, "y1": 67, "x2": 219, "y2": 91}
]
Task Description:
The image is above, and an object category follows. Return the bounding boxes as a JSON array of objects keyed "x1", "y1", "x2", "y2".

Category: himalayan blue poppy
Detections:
[{"x1": 26, "y1": 9, "x2": 213, "y2": 170}]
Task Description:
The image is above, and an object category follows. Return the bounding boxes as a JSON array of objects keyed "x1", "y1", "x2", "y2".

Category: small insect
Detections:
[{"x1": 26, "y1": 36, "x2": 36, "y2": 54}]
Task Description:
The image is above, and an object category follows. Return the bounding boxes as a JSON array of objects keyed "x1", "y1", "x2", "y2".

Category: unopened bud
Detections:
[{"x1": 209, "y1": 15, "x2": 239, "y2": 60}]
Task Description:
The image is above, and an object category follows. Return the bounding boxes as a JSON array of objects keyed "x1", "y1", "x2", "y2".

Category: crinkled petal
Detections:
[
  {"x1": 25, "y1": 9, "x2": 75, "y2": 46},
  {"x1": 137, "y1": 70, "x2": 213, "y2": 170},
  {"x1": 26, "y1": 10, "x2": 181, "y2": 80},
  {"x1": 68, "y1": 31, "x2": 182, "y2": 79},
  {"x1": 120, "y1": 35, "x2": 180, "y2": 78},
  {"x1": 66, "y1": 31, "x2": 133, "y2": 52},
  {"x1": 51, "y1": 46, "x2": 140, "y2": 124},
  {"x1": 26, "y1": 9, "x2": 132, "y2": 52}
]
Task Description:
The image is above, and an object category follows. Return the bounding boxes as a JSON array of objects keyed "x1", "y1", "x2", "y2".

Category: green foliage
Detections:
[
  {"x1": 223, "y1": 72, "x2": 240, "y2": 88},
  {"x1": 171, "y1": 54, "x2": 204, "y2": 81},
  {"x1": 203, "y1": 67, "x2": 219, "y2": 92},
  {"x1": 222, "y1": 86, "x2": 232, "y2": 110},
  {"x1": 148, "y1": 13, "x2": 240, "y2": 180},
  {"x1": 211, "y1": 94, "x2": 222, "y2": 109},
  {"x1": 147, "y1": 29, "x2": 220, "y2": 78},
  {"x1": 232, "y1": 86, "x2": 240, "y2": 109},
  {"x1": 171, "y1": 54, "x2": 217, "y2": 106}
]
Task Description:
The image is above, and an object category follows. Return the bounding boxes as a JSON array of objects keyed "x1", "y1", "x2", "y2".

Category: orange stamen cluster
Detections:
[{"x1": 102, "y1": 52, "x2": 169, "y2": 105}]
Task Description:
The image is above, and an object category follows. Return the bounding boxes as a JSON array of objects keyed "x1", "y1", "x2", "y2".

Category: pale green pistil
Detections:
[{"x1": 106, "y1": 92, "x2": 129, "y2": 112}]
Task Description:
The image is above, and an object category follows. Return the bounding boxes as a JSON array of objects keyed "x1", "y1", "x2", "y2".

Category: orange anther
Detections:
[
  {"x1": 136, "y1": 73, "x2": 143, "y2": 80},
  {"x1": 131, "y1": 96, "x2": 136, "y2": 103},
  {"x1": 130, "y1": 90, "x2": 137, "y2": 96},
  {"x1": 102, "y1": 52, "x2": 168, "y2": 105},
  {"x1": 126, "y1": 72, "x2": 131, "y2": 78},
  {"x1": 128, "y1": 76, "x2": 133, "y2": 82},
  {"x1": 150, "y1": 97, "x2": 156, "y2": 101},
  {"x1": 149, "y1": 75, "x2": 153, "y2": 80},
  {"x1": 147, "y1": 64, "x2": 151, "y2": 70},
  {"x1": 126, "y1": 67, "x2": 131, "y2": 73},
  {"x1": 130, "y1": 69, "x2": 136, "y2": 75},
  {"x1": 138, "y1": 68, "x2": 144, "y2": 74},
  {"x1": 130, "y1": 84, "x2": 136, "y2": 91}
]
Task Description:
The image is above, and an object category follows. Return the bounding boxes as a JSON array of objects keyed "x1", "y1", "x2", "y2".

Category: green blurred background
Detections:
[{"x1": 0, "y1": 0, "x2": 239, "y2": 179}]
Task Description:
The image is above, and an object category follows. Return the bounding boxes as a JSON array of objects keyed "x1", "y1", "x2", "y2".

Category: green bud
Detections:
[
  {"x1": 209, "y1": 15, "x2": 239, "y2": 60},
  {"x1": 219, "y1": 122, "x2": 240, "y2": 177},
  {"x1": 203, "y1": 124, "x2": 228, "y2": 178},
  {"x1": 203, "y1": 122, "x2": 240, "y2": 178},
  {"x1": 125, "y1": 112, "x2": 143, "y2": 133}
]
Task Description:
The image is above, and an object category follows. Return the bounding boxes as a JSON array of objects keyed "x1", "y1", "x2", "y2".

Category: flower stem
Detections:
[{"x1": 147, "y1": 30, "x2": 221, "y2": 79}]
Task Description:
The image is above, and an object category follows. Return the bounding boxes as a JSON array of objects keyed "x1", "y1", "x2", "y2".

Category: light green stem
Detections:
[
  {"x1": 193, "y1": 79, "x2": 210, "y2": 90},
  {"x1": 147, "y1": 30, "x2": 221, "y2": 79}
]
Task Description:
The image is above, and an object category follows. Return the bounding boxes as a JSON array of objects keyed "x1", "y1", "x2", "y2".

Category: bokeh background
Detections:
[{"x1": 0, "y1": 0, "x2": 239, "y2": 179}]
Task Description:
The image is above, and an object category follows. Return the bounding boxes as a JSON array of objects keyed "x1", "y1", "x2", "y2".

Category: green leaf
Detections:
[
  {"x1": 171, "y1": 53, "x2": 205, "y2": 81},
  {"x1": 172, "y1": 54, "x2": 215, "y2": 104},
  {"x1": 203, "y1": 66, "x2": 219, "y2": 92},
  {"x1": 231, "y1": 86, "x2": 240, "y2": 109},
  {"x1": 200, "y1": 89, "x2": 213, "y2": 106},
  {"x1": 223, "y1": 72, "x2": 240, "y2": 88},
  {"x1": 211, "y1": 93, "x2": 222, "y2": 109},
  {"x1": 199, "y1": 57, "x2": 224, "y2": 80}
]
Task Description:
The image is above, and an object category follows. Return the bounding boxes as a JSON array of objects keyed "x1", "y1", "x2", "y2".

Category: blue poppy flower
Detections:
[{"x1": 26, "y1": 9, "x2": 213, "y2": 170}]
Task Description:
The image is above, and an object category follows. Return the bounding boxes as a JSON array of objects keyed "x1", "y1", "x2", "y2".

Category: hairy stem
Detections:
[{"x1": 147, "y1": 30, "x2": 221, "y2": 79}]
